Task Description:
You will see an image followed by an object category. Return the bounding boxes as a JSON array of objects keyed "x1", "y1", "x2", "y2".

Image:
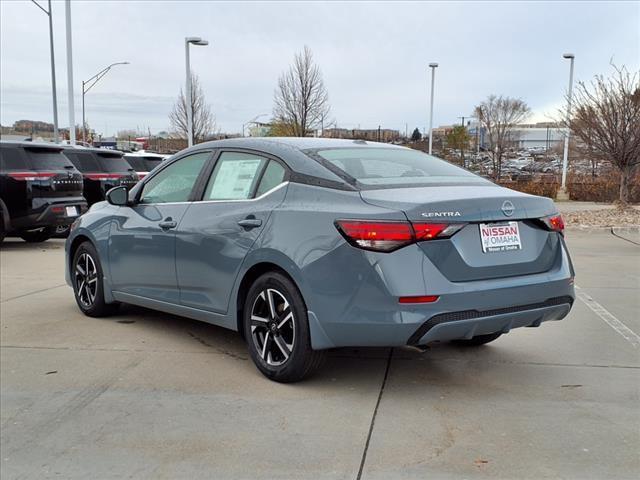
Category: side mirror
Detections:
[{"x1": 106, "y1": 186, "x2": 129, "y2": 206}]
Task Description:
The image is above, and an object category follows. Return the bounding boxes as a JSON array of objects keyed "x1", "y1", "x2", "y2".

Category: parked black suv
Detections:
[
  {"x1": 62, "y1": 147, "x2": 139, "y2": 206},
  {"x1": 0, "y1": 142, "x2": 87, "y2": 243},
  {"x1": 123, "y1": 152, "x2": 166, "y2": 179}
]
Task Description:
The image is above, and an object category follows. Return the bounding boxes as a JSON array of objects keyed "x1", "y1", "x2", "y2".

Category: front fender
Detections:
[{"x1": 65, "y1": 203, "x2": 119, "y2": 301}]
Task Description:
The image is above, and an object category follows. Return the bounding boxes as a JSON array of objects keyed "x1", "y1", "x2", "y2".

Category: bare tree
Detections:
[
  {"x1": 169, "y1": 72, "x2": 216, "y2": 144},
  {"x1": 568, "y1": 65, "x2": 640, "y2": 204},
  {"x1": 273, "y1": 46, "x2": 330, "y2": 137},
  {"x1": 474, "y1": 95, "x2": 531, "y2": 180}
]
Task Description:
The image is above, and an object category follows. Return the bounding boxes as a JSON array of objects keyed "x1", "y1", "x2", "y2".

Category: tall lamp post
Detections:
[
  {"x1": 428, "y1": 62, "x2": 438, "y2": 155},
  {"x1": 82, "y1": 62, "x2": 129, "y2": 143},
  {"x1": 185, "y1": 37, "x2": 209, "y2": 147},
  {"x1": 559, "y1": 53, "x2": 575, "y2": 200},
  {"x1": 30, "y1": 0, "x2": 59, "y2": 142}
]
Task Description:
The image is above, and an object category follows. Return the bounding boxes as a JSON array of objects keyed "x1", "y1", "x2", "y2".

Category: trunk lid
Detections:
[
  {"x1": 360, "y1": 185, "x2": 562, "y2": 282},
  {"x1": 359, "y1": 184, "x2": 555, "y2": 222}
]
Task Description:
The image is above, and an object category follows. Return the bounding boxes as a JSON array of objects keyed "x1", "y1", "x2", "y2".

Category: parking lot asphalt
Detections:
[{"x1": 1, "y1": 230, "x2": 639, "y2": 480}]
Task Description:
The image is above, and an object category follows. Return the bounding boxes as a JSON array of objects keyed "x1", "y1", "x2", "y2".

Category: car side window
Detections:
[
  {"x1": 204, "y1": 152, "x2": 267, "y2": 201},
  {"x1": 140, "y1": 151, "x2": 210, "y2": 204},
  {"x1": 255, "y1": 161, "x2": 286, "y2": 197}
]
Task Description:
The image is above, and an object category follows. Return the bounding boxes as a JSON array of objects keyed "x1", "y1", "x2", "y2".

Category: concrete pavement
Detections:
[{"x1": 1, "y1": 231, "x2": 638, "y2": 479}]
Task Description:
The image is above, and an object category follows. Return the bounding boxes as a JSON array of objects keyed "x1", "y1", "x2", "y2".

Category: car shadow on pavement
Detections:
[
  {"x1": 0, "y1": 238, "x2": 64, "y2": 251},
  {"x1": 110, "y1": 303, "x2": 510, "y2": 387}
]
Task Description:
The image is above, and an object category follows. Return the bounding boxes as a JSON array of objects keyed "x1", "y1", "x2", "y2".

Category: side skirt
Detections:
[{"x1": 112, "y1": 291, "x2": 236, "y2": 331}]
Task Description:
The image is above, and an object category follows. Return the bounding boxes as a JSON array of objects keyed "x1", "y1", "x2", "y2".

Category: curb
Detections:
[{"x1": 565, "y1": 226, "x2": 640, "y2": 232}]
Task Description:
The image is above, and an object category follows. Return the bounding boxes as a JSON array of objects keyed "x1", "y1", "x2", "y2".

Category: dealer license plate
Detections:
[
  {"x1": 479, "y1": 221, "x2": 522, "y2": 253},
  {"x1": 65, "y1": 206, "x2": 78, "y2": 217}
]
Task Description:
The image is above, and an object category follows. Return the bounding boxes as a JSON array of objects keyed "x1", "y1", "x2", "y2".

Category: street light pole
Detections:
[
  {"x1": 64, "y1": 0, "x2": 75, "y2": 145},
  {"x1": 81, "y1": 62, "x2": 129, "y2": 143},
  {"x1": 30, "y1": 0, "x2": 59, "y2": 142},
  {"x1": 428, "y1": 63, "x2": 438, "y2": 155},
  {"x1": 559, "y1": 53, "x2": 575, "y2": 199},
  {"x1": 185, "y1": 37, "x2": 209, "y2": 147}
]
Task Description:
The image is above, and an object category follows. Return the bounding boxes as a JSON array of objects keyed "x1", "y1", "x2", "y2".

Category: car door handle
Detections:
[
  {"x1": 158, "y1": 218, "x2": 177, "y2": 230},
  {"x1": 237, "y1": 218, "x2": 262, "y2": 229}
]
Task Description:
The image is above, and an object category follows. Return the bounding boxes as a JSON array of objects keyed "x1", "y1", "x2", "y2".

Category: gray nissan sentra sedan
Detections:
[{"x1": 65, "y1": 138, "x2": 575, "y2": 382}]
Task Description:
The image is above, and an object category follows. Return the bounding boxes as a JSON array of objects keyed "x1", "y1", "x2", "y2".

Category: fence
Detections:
[{"x1": 498, "y1": 171, "x2": 640, "y2": 203}]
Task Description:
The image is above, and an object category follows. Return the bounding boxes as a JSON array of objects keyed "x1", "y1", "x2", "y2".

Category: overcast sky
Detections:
[{"x1": 1, "y1": 1, "x2": 638, "y2": 136}]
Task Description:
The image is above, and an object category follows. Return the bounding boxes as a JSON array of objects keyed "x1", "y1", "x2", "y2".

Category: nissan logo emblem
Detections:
[{"x1": 501, "y1": 200, "x2": 515, "y2": 217}]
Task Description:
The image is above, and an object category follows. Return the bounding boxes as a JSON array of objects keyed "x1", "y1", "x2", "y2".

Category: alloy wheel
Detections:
[
  {"x1": 250, "y1": 288, "x2": 296, "y2": 366},
  {"x1": 75, "y1": 252, "x2": 98, "y2": 308}
]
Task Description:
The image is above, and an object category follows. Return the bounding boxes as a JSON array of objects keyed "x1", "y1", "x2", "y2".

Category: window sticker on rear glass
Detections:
[{"x1": 479, "y1": 221, "x2": 522, "y2": 253}]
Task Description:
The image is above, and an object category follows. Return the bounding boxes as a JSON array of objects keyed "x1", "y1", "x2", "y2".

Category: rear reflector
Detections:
[
  {"x1": 399, "y1": 295, "x2": 439, "y2": 304},
  {"x1": 335, "y1": 219, "x2": 464, "y2": 252},
  {"x1": 51, "y1": 206, "x2": 65, "y2": 213},
  {"x1": 8, "y1": 171, "x2": 57, "y2": 181}
]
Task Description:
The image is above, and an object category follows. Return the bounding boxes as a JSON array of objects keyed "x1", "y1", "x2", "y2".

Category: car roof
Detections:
[
  {"x1": 0, "y1": 140, "x2": 64, "y2": 150},
  {"x1": 60, "y1": 145, "x2": 125, "y2": 156},
  {"x1": 182, "y1": 137, "x2": 407, "y2": 182},
  {"x1": 194, "y1": 137, "x2": 406, "y2": 152},
  {"x1": 124, "y1": 151, "x2": 165, "y2": 158}
]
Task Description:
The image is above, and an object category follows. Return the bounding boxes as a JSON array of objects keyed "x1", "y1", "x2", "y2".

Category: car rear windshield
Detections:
[
  {"x1": 25, "y1": 147, "x2": 75, "y2": 171},
  {"x1": 124, "y1": 155, "x2": 162, "y2": 172},
  {"x1": 63, "y1": 151, "x2": 102, "y2": 172},
  {"x1": 94, "y1": 152, "x2": 133, "y2": 173},
  {"x1": 313, "y1": 148, "x2": 488, "y2": 187}
]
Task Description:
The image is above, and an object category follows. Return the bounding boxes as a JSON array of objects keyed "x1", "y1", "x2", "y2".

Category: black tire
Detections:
[
  {"x1": 243, "y1": 272, "x2": 325, "y2": 383},
  {"x1": 19, "y1": 227, "x2": 54, "y2": 243},
  {"x1": 453, "y1": 332, "x2": 502, "y2": 346},
  {"x1": 71, "y1": 241, "x2": 119, "y2": 317},
  {"x1": 54, "y1": 225, "x2": 71, "y2": 238}
]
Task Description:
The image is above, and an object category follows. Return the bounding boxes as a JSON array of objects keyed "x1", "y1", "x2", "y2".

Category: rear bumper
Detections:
[
  {"x1": 9, "y1": 198, "x2": 88, "y2": 231},
  {"x1": 407, "y1": 296, "x2": 573, "y2": 345},
  {"x1": 305, "y1": 238, "x2": 575, "y2": 350}
]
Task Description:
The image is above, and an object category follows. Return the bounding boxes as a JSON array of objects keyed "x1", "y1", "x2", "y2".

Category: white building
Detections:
[{"x1": 466, "y1": 122, "x2": 564, "y2": 150}]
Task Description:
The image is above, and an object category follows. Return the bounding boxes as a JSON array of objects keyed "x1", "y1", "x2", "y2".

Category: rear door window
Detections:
[
  {"x1": 0, "y1": 146, "x2": 28, "y2": 171},
  {"x1": 204, "y1": 152, "x2": 267, "y2": 201},
  {"x1": 255, "y1": 160, "x2": 286, "y2": 197}
]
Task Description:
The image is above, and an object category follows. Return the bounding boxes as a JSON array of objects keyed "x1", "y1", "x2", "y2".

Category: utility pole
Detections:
[
  {"x1": 428, "y1": 63, "x2": 438, "y2": 155},
  {"x1": 64, "y1": 0, "x2": 75, "y2": 145},
  {"x1": 185, "y1": 37, "x2": 209, "y2": 147},
  {"x1": 558, "y1": 53, "x2": 575, "y2": 200},
  {"x1": 30, "y1": 1, "x2": 59, "y2": 142}
]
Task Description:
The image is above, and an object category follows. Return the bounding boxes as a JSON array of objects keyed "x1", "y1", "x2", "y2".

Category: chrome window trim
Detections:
[
  {"x1": 199, "y1": 181, "x2": 289, "y2": 204},
  {"x1": 138, "y1": 181, "x2": 288, "y2": 207}
]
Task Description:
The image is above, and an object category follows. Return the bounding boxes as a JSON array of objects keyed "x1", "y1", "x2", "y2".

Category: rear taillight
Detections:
[
  {"x1": 541, "y1": 214, "x2": 565, "y2": 234},
  {"x1": 85, "y1": 173, "x2": 125, "y2": 180},
  {"x1": 7, "y1": 171, "x2": 57, "y2": 181},
  {"x1": 335, "y1": 219, "x2": 464, "y2": 252}
]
